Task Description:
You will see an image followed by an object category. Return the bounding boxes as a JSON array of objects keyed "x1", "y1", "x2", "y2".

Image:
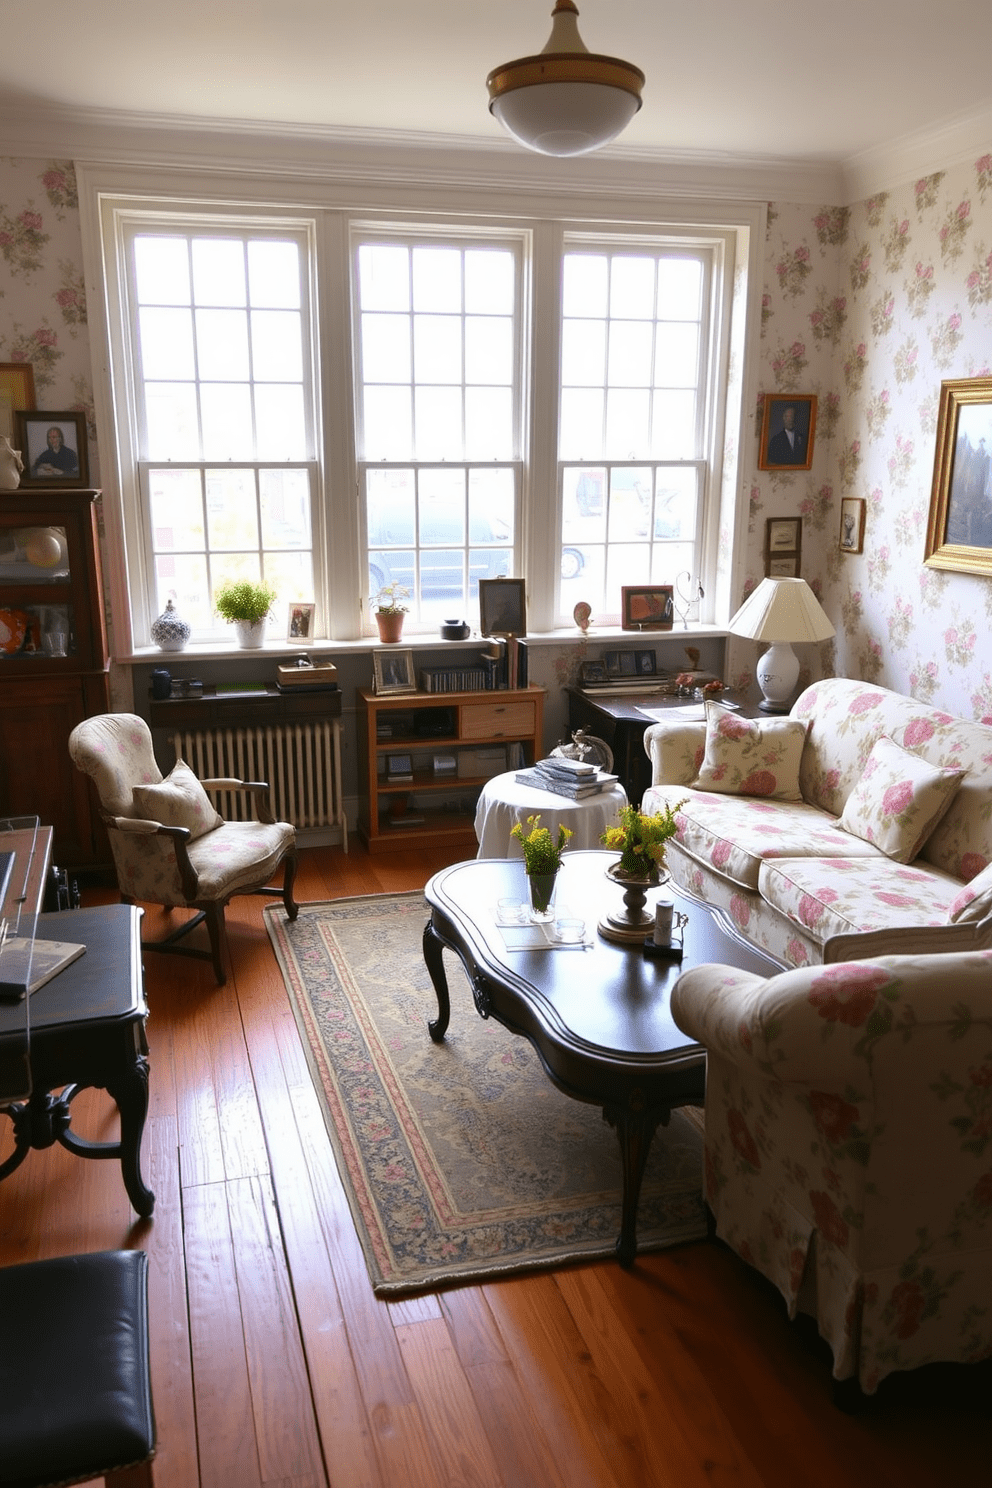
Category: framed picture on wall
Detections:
[
  {"x1": 924, "y1": 377, "x2": 992, "y2": 576},
  {"x1": 0, "y1": 363, "x2": 35, "y2": 442},
  {"x1": 15, "y1": 410, "x2": 88, "y2": 488},
  {"x1": 839, "y1": 498, "x2": 866, "y2": 554},
  {"x1": 764, "y1": 516, "x2": 802, "y2": 576},
  {"x1": 758, "y1": 394, "x2": 817, "y2": 471}
]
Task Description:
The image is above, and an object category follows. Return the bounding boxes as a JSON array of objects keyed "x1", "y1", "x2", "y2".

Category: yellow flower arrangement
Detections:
[
  {"x1": 601, "y1": 801, "x2": 684, "y2": 879},
  {"x1": 509, "y1": 814, "x2": 573, "y2": 876}
]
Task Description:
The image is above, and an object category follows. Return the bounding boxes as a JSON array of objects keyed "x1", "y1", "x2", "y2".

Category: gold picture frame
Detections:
[
  {"x1": 758, "y1": 394, "x2": 817, "y2": 471},
  {"x1": 620, "y1": 584, "x2": 674, "y2": 631},
  {"x1": 0, "y1": 363, "x2": 36, "y2": 442},
  {"x1": 924, "y1": 377, "x2": 992, "y2": 576},
  {"x1": 372, "y1": 648, "x2": 417, "y2": 695}
]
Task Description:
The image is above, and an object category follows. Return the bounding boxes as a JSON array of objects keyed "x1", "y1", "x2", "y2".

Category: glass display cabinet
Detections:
[{"x1": 0, "y1": 490, "x2": 110, "y2": 869}]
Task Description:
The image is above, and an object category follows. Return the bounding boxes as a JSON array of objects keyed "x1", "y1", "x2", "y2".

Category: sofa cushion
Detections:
[
  {"x1": 759, "y1": 855, "x2": 963, "y2": 944},
  {"x1": 691, "y1": 702, "x2": 808, "y2": 802},
  {"x1": 946, "y1": 860, "x2": 992, "y2": 923},
  {"x1": 645, "y1": 783, "x2": 880, "y2": 893},
  {"x1": 837, "y1": 735, "x2": 965, "y2": 863},
  {"x1": 133, "y1": 758, "x2": 224, "y2": 840}
]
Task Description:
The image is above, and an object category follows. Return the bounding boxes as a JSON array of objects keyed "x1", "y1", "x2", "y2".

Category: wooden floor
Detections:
[{"x1": 1, "y1": 841, "x2": 988, "y2": 1488}]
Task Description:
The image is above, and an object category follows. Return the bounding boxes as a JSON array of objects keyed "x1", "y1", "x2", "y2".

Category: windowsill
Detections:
[{"x1": 119, "y1": 622, "x2": 729, "y2": 665}]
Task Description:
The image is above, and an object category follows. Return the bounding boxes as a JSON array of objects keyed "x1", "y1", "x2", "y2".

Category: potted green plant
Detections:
[
  {"x1": 371, "y1": 582, "x2": 410, "y2": 643},
  {"x1": 214, "y1": 578, "x2": 278, "y2": 649},
  {"x1": 510, "y1": 813, "x2": 573, "y2": 921}
]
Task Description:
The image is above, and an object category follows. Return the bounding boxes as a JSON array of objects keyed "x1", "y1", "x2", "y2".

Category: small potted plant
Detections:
[
  {"x1": 601, "y1": 801, "x2": 684, "y2": 884},
  {"x1": 510, "y1": 813, "x2": 573, "y2": 921},
  {"x1": 214, "y1": 578, "x2": 278, "y2": 649},
  {"x1": 371, "y1": 581, "x2": 411, "y2": 643}
]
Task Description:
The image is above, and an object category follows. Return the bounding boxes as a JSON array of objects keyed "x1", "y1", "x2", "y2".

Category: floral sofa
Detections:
[
  {"x1": 642, "y1": 677, "x2": 992, "y2": 967},
  {"x1": 670, "y1": 948, "x2": 992, "y2": 1394}
]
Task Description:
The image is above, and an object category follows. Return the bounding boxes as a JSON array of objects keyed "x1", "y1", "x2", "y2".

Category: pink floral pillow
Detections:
[
  {"x1": 133, "y1": 758, "x2": 224, "y2": 839},
  {"x1": 691, "y1": 702, "x2": 808, "y2": 802},
  {"x1": 838, "y1": 735, "x2": 965, "y2": 863},
  {"x1": 947, "y1": 860, "x2": 992, "y2": 923}
]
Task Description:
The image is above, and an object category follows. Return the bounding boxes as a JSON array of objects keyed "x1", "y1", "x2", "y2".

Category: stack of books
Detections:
[{"x1": 514, "y1": 756, "x2": 618, "y2": 799}]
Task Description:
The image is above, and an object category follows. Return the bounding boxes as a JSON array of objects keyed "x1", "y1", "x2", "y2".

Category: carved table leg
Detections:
[
  {"x1": 603, "y1": 1091, "x2": 667, "y2": 1267},
  {"x1": 423, "y1": 919, "x2": 451, "y2": 1042},
  {"x1": 106, "y1": 1054, "x2": 154, "y2": 1217}
]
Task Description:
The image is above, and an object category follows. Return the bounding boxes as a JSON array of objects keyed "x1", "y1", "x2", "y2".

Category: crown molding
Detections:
[
  {"x1": 843, "y1": 99, "x2": 992, "y2": 202},
  {"x1": 1, "y1": 101, "x2": 844, "y2": 205}
]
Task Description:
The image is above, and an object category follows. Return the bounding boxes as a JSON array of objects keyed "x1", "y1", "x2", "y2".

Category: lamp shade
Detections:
[
  {"x1": 728, "y1": 578, "x2": 835, "y2": 644},
  {"x1": 487, "y1": 1, "x2": 644, "y2": 158}
]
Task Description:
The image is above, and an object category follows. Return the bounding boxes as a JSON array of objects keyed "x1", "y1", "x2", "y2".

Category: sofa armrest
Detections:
[{"x1": 643, "y1": 720, "x2": 706, "y2": 787}]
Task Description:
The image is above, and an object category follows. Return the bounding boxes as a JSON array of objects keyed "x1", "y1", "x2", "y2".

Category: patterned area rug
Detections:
[{"x1": 264, "y1": 892, "x2": 707, "y2": 1296}]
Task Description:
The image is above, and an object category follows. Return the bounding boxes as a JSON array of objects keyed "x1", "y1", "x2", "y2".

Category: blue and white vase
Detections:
[{"x1": 150, "y1": 598, "x2": 191, "y2": 652}]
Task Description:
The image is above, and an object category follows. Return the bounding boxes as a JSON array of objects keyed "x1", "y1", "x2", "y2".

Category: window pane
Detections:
[
  {"x1": 149, "y1": 469, "x2": 205, "y2": 550},
  {"x1": 248, "y1": 240, "x2": 301, "y2": 308},
  {"x1": 608, "y1": 468, "x2": 652, "y2": 541},
  {"x1": 145, "y1": 383, "x2": 199, "y2": 460},
  {"x1": 362, "y1": 313, "x2": 410, "y2": 383},
  {"x1": 413, "y1": 247, "x2": 461, "y2": 312},
  {"x1": 139, "y1": 307, "x2": 195, "y2": 380},
  {"x1": 155, "y1": 551, "x2": 209, "y2": 629},
  {"x1": 135, "y1": 237, "x2": 190, "y2": 305},
  {"x1": 201, "y1": 383, "x2": 253, "y2": 458},
  {"x1": 652, "y1": 468, "x2": 697, "y2": 541},
  {"x1": 196, "y1": 308, "x2": 250, "y2": 381},
  {"x1": 606, "y1": 542, "x2": 651, "y2": 600},
  {"x1": 652, "y1": 542, "x2": 694, "y2": 580},
  {"x1": 192, "y1": 239, "x2": 246, "y2": 307},
  {"x1": 205, "y1": 468, "x2": 259, "y2": 550},
  {"x1": 605, "y1": 388, "x2": 650, "y2": 458},
  {"x1": 608, "y1": 321, "x2": 653, "y2": 386},
  {"x1": 469, "y1": 468, "x2": 514, "y2": 543},
  {"x1": 254, "y1": 385, "x2": 306, "y2": 459},
  {"x1": 359, "y1": 244, "x2": 410, "y2": 311},
  {"x1": 363, "y1": 386, "x2": 412, "y2": 459},
  {"x1": 250, "y1": 310, "x2": 302, "y2": 380},
  {"x1": 368, "y1": 471, "x2": 416, "y2": 546},
  {"x1": 655, "y1": 323, "x2": 699, "y2": 386},
  {"x1": 466, "y1": 388, "x2": 512, "y2": 460},
  {"x1": 562, "y1": 254, "x2": 607, "y2": 317},
  {"x1": 260, "y1": 468, "x2": 311, "y2": 548},
  {"x1": 560, "y1": 541, "x2": 605, "y2": 611},
  {"x1": 415, "y1": 386, "x2": 462, "y2": 459},
  {"x1": 414, "y1": 314, "x2": 462, "y2": 383},
  {"x1": 657, "y1": 258, "x2": 702, "y2": 318},
  {"x1": 465, "y1": 316, "x2": 512, "y2": 385},
  {"x1": 264, "y1": 549, "x2": 313, "y2": 601},
  {"x1": 561, "y1": 320, "x2": 606, "y2": 386},
  {"x1": 651, "y1": 390, "x2": 696, "y2": 458},
  {"x1": 419, "y1": 466, "x2": 465, "y2": 515},
  {"x1": 560, "y1": 388, "x2": 604, "y2": 459},
  {"x1": 610, "y1": 257, "x2": 655, "y2": 318},
  {"x1": 465, "y1": 250, "x2": 514, "y2": 314}
]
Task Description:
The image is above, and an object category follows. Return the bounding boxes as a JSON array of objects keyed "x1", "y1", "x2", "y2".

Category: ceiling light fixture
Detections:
[{"x1": 487, "y1": 0, "x2": 645, "y2": 158}]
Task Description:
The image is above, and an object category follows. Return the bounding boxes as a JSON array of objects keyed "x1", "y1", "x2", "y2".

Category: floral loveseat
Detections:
[
  {"x1": 642, "y1": 677, "x2": 992, "y2": 967},
  {"x1": 670, "y1": 948, "x2": 992, "y2": 1394}
]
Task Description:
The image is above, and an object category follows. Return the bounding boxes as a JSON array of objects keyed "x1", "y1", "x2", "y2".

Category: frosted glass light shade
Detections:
[{"x1": 487, "y1": 1, "x2": 644, "y2": 158}]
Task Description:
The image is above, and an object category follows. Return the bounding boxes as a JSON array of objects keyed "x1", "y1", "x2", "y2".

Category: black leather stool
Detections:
[{"x1": 0, "y1": 1250, "x2": 155, "y2": 1488}]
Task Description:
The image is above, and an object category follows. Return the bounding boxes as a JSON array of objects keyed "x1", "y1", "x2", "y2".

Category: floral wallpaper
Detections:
[
  {"x1": 747, "y1": 152, "x2": 992, "y2": 724},
  {"x1": 4, "y1": 146, "x2": 992, "y2": 736}
]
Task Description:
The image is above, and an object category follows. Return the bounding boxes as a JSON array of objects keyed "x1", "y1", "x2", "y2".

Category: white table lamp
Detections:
[{"x1": 728, "y1": 578, "x2": 835, "y2": 713}]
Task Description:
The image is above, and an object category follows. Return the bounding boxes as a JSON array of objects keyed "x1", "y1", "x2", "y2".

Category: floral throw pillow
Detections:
[
  {"x1": 691, "y1": 701, "x2": 808, "y2": 802},
  {"x1": 133, "y1": 758, "x2": 224, "y2": 839},
  {"x1": 947, "y1": 860, "x2": 992, "y2": 923},
  {"x1": 838, "y1": 735, "x2": 965, "y2": 863}
]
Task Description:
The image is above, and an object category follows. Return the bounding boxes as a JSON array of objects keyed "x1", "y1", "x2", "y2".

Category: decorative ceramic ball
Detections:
[
  {"x1": 150, "y1": 598, "x2": 192, "y2": 652},
  {"x1": 24, "y1": 528, "x2": 63, "y2": 568}
]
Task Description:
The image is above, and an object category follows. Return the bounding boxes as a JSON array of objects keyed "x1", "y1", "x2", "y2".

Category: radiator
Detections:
[{"x1": 170, "y1": 721, "x2": 347, "y2": 847}]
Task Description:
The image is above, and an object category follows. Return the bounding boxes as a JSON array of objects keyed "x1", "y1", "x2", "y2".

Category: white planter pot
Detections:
[{"x1": 233, "y1": 618, "x2": 267, "y2": 649}]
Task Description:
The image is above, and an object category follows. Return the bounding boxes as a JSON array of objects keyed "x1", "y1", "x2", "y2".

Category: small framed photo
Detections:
[
  {"x1": 765, "y1": 516, "x2": 802, "y2": 576},
  {"x1": 15, "y1": 410, "x2": 89, "y2": 488},
  {"x1": 579, "y1": 659, "x2": 608, "y2": 684},
  {"x1": 372, "y1": 647, "x2": 417, "y2": 695},
  {"x1": 635, "y1": 649, "x2": 657, "y2": 674},
  {"x1": 386, "y1": 752, "x2": 413, "y2": 780},
  {"x1": 924, "y1": 377, "x2": 992, "y2": 576},
  {"x1": 839, "y1": 498, "x2": 866, "y2": 554},
  {"x1": 621, "y1": 585, "x2": 674, "y2": 631},
  {"x1": 479, "y1": 576, "x2": 526, "y2": 637},
  {"x1": 287, "y1": 602, "x2": 314, "y2": 640},
  {"x1": 0, "y1": 363, "x2": 36, "y2": 441},
  {"x1": 758, "y1": 395, "x2": 816, "y2": 471}
]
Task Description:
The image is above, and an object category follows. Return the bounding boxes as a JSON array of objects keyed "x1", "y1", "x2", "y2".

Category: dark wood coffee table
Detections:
[{"x1": 423, "y1": 850, "x2": 784, "y2": 1265}]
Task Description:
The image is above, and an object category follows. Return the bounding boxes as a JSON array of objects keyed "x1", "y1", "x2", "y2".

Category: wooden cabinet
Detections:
[
  {"x1": 0, "y1": 489, "x2": 110, "y2": 869},
  {"x1": 357, "y1": 685, "x2": 545, "y2": 852}
]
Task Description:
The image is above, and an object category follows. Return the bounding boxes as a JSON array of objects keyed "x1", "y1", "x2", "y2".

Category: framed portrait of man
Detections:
[{"x1": 758, "y1": 395, "x2": 816, "y2": 472}]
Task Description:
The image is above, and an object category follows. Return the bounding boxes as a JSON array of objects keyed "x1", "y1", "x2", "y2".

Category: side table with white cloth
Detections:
[{"x1": 474, "y1": 769, "x2": 628, "y2": 859}]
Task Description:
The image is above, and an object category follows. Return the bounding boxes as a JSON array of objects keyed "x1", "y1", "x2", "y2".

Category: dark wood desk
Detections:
[
  {"x1": 0, "y1": 903, "x2": 153, "y2": 1216},
  {"x1": 423, "y1": 851, "x2": 784, "y2": 1265}
]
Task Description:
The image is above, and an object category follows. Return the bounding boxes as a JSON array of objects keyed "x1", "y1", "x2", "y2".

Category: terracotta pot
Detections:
[{"x1": 375, "y1": 610, "x2": 405, "y2": 643}]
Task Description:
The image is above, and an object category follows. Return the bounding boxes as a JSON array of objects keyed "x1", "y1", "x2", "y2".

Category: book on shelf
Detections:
[
  {"x1": 0, "y1": 938, "x2": 86, "y2": 1001},
  {"x1": 419, "y1": 666, "x2": 489, "y2": 694}
]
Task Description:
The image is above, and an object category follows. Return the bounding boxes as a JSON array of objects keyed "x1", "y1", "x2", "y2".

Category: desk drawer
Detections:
[{"x1": 461, "y1": 700, "x2": 535, "y2": 740}]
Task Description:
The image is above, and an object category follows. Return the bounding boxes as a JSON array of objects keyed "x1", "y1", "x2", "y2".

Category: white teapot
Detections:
[{"x1": 0, "y1": 436, "x2": 23, "y2": 489}]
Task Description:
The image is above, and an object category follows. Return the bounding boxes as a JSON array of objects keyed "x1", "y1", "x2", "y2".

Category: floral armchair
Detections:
[
  {"x1": 670, "y1": 949, "x2": 992, "y2": 1398},
  {"x1": 69, "y1": 712, "x2": 298, "y2": 985}
]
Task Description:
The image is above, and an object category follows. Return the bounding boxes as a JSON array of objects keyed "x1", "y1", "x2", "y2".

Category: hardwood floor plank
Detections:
[
  {"x1": 227, "y1": 1173, "x2": 326, "y2": 1484},
  {"x1": 394, "y1": 1317, "x2": 503, "y2": 1488},
  {"x1": 184, "y1": 1180, "x2": 264, "y2": 1488},
  {"x1": 168, "y1": 973, "x2": 228, "y2": 1190}
]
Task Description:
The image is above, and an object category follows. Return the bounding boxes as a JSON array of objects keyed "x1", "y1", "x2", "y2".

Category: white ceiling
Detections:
[{"x1": 2, "y1": 0, "x2": 991, "y2": 173}]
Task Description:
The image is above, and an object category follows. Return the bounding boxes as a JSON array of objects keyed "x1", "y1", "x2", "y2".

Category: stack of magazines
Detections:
[{"x1": 514, "y1": 755, "x2": 619, "y2": 799}]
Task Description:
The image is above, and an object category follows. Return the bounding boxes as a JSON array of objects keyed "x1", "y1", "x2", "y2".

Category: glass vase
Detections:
[{"x1": 527, "y1": 871, "x2": 558, "y2": 923}]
